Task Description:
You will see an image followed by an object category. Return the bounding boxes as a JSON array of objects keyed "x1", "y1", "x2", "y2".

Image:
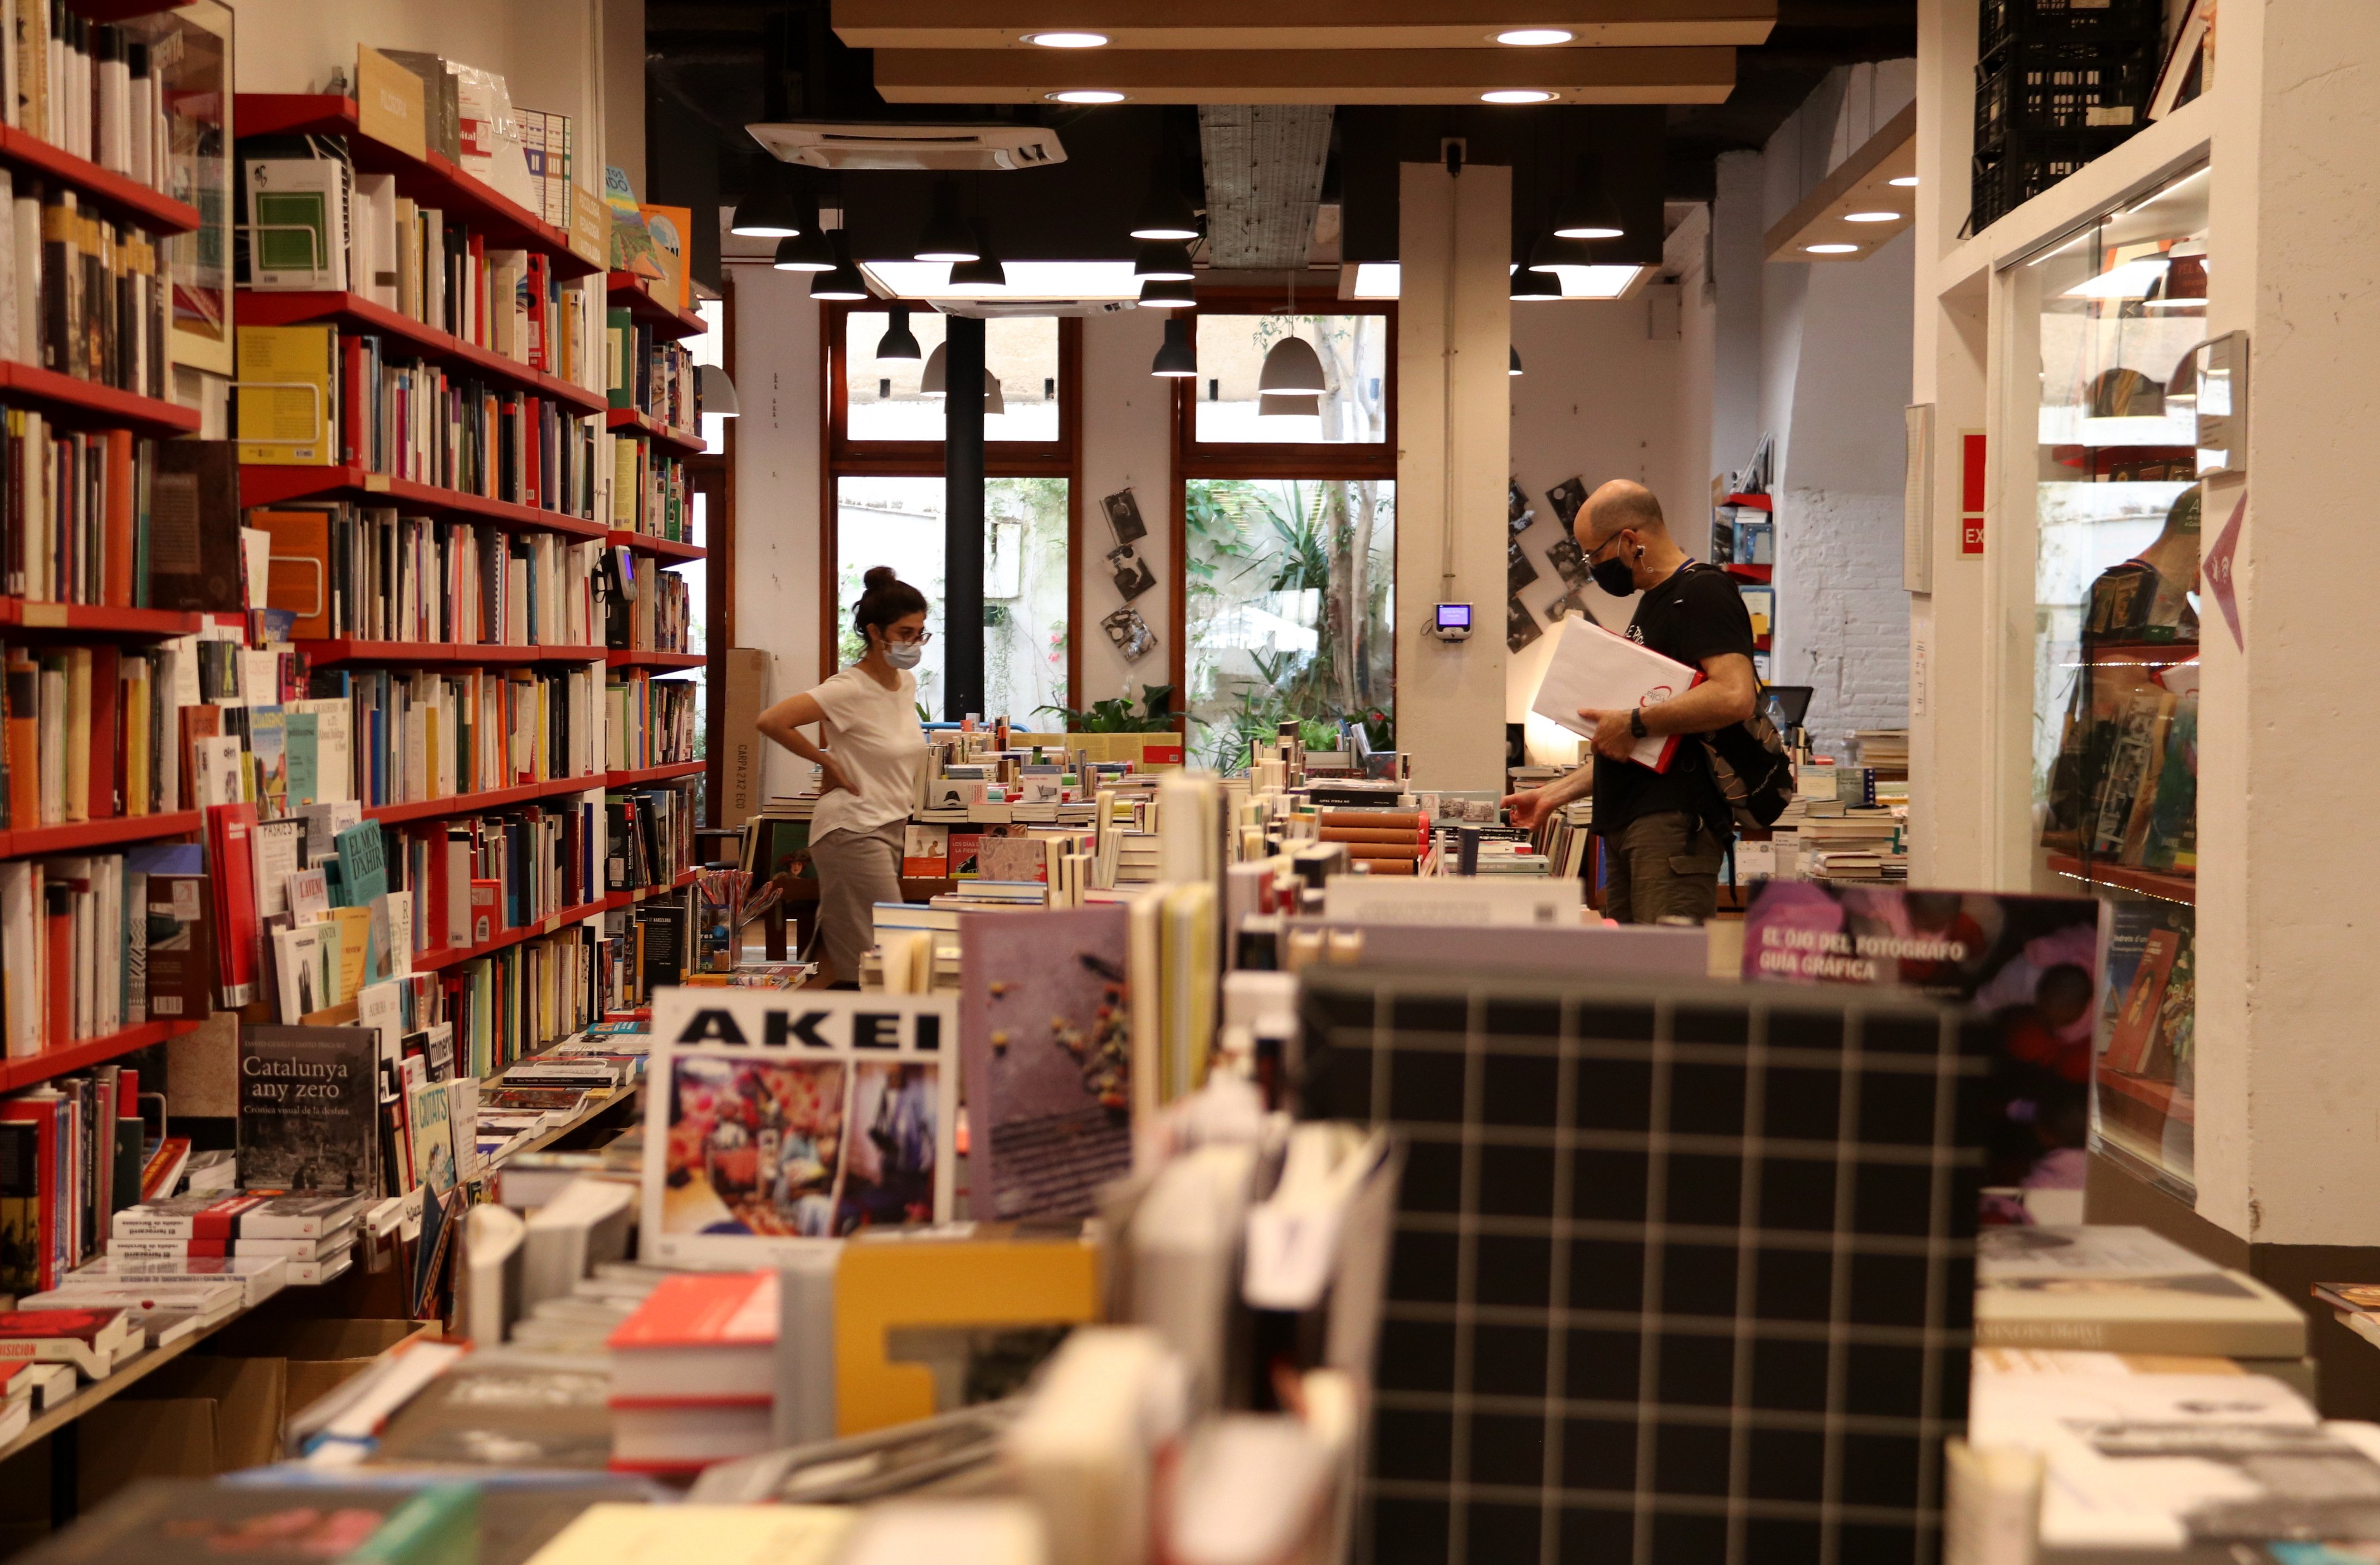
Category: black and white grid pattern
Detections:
[{"x1": 1296, "y1": 971, "x2": 1992, "y2": 1565}]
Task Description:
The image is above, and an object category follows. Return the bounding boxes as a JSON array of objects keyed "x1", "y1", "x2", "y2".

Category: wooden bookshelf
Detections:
[
  {"x1": 238, "y1": 466, "x2": 607, "y2": 541},
  {"x1": 0, "y1": 125, "x2": 203, "y2": 234},
  {"x1": 0, "y1": 602, "x2": 205, "y2": 636},
  {"x1": 235, "y1": 95, "x2": 598, "y2": 277},
  {"x1": 0, "y1": 1018, "x2": 203, "y2": 1093},
  {"x1": 605, "y1": 407, "x2": 706, "y2": 457},
  {"x1": 607, "y1": 272, "x2": 706, "y2": 340},
  {"x1": 362, "y1": 774, "x2": 597, "y2": 826},
  {"x1": 605, "y1": 649, "x2": 704, "y2": 672},
  {"x1": 605, "y1": 760, "x2": 703, "y2": 787},
  {"x1": 2045, "y1": 853, "x2": 2196, "y2": 905},
  {"x1": 0, "y1": 809, "x2": 202, "y2": 860},
  {"x1": 604, "y1": 530, "x2": 705, "y2": 564},
  {"x1": 0, "y1": 362, "x2": 200, "y2": 436},
  {"x1": 239, "y1": 292, "x2": 609, "y2": 414},
  {"x1": 298, "y1": 639, "x2": 606, "y2": 668}
]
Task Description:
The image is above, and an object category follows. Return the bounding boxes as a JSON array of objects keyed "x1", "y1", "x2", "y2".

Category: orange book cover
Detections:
[
  {"x1": 4, "y1": 653, "x2": 37, "y2": 830},
  {"x1": 103, "y1": 430, "x2": 133, "y2": 607},
  {"x1": 2108, "y1": 928, "x2": 2179, "y2": 1075},
  {"x1": 253, "y1": 508, "x2": 334, "y2": 639}
]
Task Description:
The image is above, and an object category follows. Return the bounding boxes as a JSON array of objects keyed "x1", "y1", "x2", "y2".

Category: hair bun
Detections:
[{"x1": 862, "y1": 566, "x2": 899, "y2": 592}]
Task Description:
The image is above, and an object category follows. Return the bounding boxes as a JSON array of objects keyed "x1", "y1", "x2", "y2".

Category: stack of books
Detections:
[{"x1": 606, "y1": 1270, "x2": 779, "y2": 1474}]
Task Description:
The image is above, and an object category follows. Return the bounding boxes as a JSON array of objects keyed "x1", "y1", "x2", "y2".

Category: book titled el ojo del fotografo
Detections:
[
  {"x1": 1528, "y1": 616, "x2": 1704, "y2": 771},
  {"x1": 236, "y1": 1025, "x2": 381, "y2": 1197}
]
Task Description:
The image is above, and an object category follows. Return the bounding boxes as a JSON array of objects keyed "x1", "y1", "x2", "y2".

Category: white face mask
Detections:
[{"x1": 882, "y1": 640, "x2": 924, "y2": 671}]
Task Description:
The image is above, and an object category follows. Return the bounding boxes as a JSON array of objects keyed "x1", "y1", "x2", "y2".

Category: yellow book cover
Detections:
[
  {"x1": 236, "y1": 325, "x2": 336, "y2": 466},
  {"x1": 522, "y1": 1505, "x2": 852, "y2": 1565},
  {"x1": 123, "y1": 661, "x2": 150, "y2": 817},
  {"x1": 331, "y1": 905, "x2": 371, "y2": 1004}
]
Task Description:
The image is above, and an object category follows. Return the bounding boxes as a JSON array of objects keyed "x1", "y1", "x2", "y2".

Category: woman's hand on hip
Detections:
[{"x1": 818, "y1": 756, "x2": 860, "y2": 799}]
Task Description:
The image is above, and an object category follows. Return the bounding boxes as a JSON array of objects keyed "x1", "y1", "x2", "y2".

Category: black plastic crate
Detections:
[
  {"x1": 1969, "y1": 128, "x2": 2136, "y2": 231},
  {"x1": 1979, "y1": 0, "x2": 2163, "y2": 57},
  {"x1": 1977, "y1": 37, "x2": 2159, "y2": 141}
]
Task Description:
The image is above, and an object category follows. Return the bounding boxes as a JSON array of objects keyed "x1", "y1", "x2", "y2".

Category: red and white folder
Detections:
[{"x1": 1529, "y1": 618, "x2": 1706, "y2": 772}]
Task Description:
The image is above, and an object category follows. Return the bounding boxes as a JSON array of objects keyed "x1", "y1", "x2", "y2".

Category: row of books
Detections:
[
  {"x1": 258, "y1": 500, "x2": 603, "y2": 648},
  {"x1": 606, "y1": 308, "x2": 696, "y2": 433},
  {"x1": 3, "y1": 180, "x2": 171, "y2": 398},
  {"x1": 603, "y1": 669, "x2": 698, "y2": 772},
  {"x1": 2084, "y1": 685, "x2": 2197, "y2": 872},
  {"x1": 5, "y1": 7, "x2": 174, "y2": 190},
  {"x1": 0, "y1": 1059, "x2": 144, "y2": 1290},
  {"x1": 313, "y1": 662, "x2": 601, "y2": 811},
  {"x1": 0, "y1": 844, "x2": 206, "y2": 1054},
  {"x1": 1, "y1": 419, "x2": 153, "y2": 608},
  {"x1": 242, "y1": 143, "x2": 600, "y2": 389},
  {"x1": 2, "y1": 639, "x2": 184, "y2": 826},
  {"x1": 606, "y1": 559, "x2": 690, "y2": 653},
  {"x1": 611, "y1": 427, "x2": 689, "y2": 540},
  {"x1": 606, "y1": 786, "x2": 695, "y2": 896}
]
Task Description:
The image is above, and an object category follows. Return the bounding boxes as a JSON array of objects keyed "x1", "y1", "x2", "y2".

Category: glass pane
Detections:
[
  {"x1": 843, "y1": 312, "x2": 1060, "y2": 443},
  {"x1": 1193, "y1": 314, "x2": 1389, "y2": 445},
  {"x1": 2023, "y1": 164, "x2": 2207, "y2": 1200},
  {"x1": 1184, "y1": 479, "x2": 1396, "y2": 772},
  {"x1": 835, "y1": 476, "x2": 1070, "y2": 723}
]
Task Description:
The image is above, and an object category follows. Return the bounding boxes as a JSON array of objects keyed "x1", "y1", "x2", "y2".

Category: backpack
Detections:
[{"x1": 1678, "y1": 567, "x2": 1796, "y2": 829}]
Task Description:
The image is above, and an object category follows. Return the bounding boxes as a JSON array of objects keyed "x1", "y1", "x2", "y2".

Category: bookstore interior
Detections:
[{"x1": 0, "y1": 0, "x2": 2371, "y2": 1561}]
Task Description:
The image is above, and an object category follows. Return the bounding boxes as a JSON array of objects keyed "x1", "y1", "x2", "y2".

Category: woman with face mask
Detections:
[{"x1": 754, "y1": 567, "x2": 934, "y2": 987}]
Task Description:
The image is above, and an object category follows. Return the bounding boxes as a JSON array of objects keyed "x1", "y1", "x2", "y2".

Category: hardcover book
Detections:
[{"x1": 237, "y1": 1026, "x2": 381, "y2": 1197}]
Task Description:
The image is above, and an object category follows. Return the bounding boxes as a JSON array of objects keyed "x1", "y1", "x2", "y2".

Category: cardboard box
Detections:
[
  {"x1": 718, "y1": 648, "x2": 769, "y2": 829},
  {"x1": 79, "y1": 1400, "x2": 218, "y2": 1510},
  {"x1": 202, "y1": 1315, "x2": 437, "y2": 1449}
]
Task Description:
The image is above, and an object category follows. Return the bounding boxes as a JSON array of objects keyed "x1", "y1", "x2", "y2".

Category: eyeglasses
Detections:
[{"x1": 886, "y1": 628, "x2": 933, "y2": 647}]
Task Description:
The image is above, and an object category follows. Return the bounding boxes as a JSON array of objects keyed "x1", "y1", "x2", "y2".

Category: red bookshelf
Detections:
[
  {"x1": 235, "y1": 96, "x2": 598, "y2": 277},
  {"x1": 613, "y1": 868, "x2": 700, "y2": 906},
  {"x1": 0, "y1": 810, "x2": 201, "y2": 860},
  {"x1": 605, "y1": 407, "x2": 705, "y2": 457},
  {"x1": 238, "y1": 466, "x2": 606, "y2": 541},
  {"x1": 605, "y1": 760, "x2": 703, "y2": 787},
  {"x1": 0, "y1": 363, "x2": 199, "y2": 436},
  {"x1": 0, "y1": 125, "x2": 202, "y2": 234},
  {"x1": 606, "y1": 649, "x2": 704, "y2": 672},
  {"x1": 0, "y1": 602, "x2": 205, "y2": 636},
  {"x1": 605, "y1": 530, "x2": 705, "y2": 564},
  {"x1": 607, "y1": 273, "x2": 705, "y2": 341},
  {"x1": 239, "y1": 292, "x2": 609, "y2": 414},
  {"x1": 363, "y1": 774, "x2": 598, "y2": 826},
  {"x1": 298, "y1": 639, "x2": 606, "y2": 668},
  {"x1": 411, "y1": 892, "x2": 612, "y2": 972},
  {"x1": 0, "y1": 1019, "x2": 203, "y2": 1093},
  {"x1": 2045, "y1": 853, "x2": 2196, "y2": 905}
]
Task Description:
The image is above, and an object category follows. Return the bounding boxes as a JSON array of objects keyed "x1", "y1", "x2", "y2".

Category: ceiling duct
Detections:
[{"x1": 1197, "y1": 106, "x2": 1333, "y2": 271}]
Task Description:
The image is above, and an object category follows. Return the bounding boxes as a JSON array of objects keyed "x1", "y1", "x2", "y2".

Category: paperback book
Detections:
[{"x1": 235, "y1": 1027, "x2": 381, "y2": 1196}]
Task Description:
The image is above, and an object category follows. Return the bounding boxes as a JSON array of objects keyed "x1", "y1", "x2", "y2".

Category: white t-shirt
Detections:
[{"x1": 807, "y1": 664, "x2": 928, "y2": 840}]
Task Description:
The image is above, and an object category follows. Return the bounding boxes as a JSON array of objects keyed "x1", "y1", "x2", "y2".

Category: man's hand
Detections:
[
  {"x1": 1578, "y1": 707, "x2": 1637, "y2": 762},
  {"x1": 1503, "y1": 790, "x2": 1548, "y2": 830}
]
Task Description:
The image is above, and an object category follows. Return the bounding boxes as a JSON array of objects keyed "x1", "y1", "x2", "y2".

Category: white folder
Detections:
[{"x1": 1528, "y1": 616, "x2": 1704, "y2": 771}]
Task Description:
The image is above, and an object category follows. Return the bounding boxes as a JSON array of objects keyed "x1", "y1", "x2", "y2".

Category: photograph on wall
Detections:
[
  {"x1": 643, "y1": 988, "x2": 957, "y2": 1262},
  {"x1": 1101, "y1": 486, "x2": 1148, "y2": 547},
  {"x1": 1508, "y1": 479, "x2": 1535, "y2": 535},
  {"x1": 1740, "y1": 882, "x2": 2110, "y2": 1215},
  {"x1": 1506, "y1": 537, "x2": 1540, "y2": 595},
  {"x1": 1545, "y1": 475, "x2": 1589, "y2": 529},
  {"x1": 1100, "y1": 605, "x2": 1157, "y2": 662},
  {"x1": 1545, "y1": 533, "x2": 1593, "y2": 593},
  {"x1": 1105, "y1": 544, "x2": 1158, "y2": 603},
  {"x1": 1506, "y1": 596, "x2": 1543, "y2": 653},
  {"x1": 1544, "y1": 590, "x2": 1586, "y2": 625}
]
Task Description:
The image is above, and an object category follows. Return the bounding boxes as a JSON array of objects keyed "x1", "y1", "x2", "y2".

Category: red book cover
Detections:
[
  {"x1": 4, "y1": 652, "x2": 37, "y2": 831},
  {"x1": 607, "y1": 1270, "x2": 776, "y2": 1352},
  {"x1": 0, "y1": 1097, "x2": 64, "y2": 1290},
  {"x1": 470, "y1": 236, "x2": 486, "y2": 344},
  {"x1": 86, "y1": 644, "x2": 119, "y2": 820},
  {"x1": 112, "y1": 1192, "x2": 263, "y2": 1238},
  {"x1": 526, "y1": 255, "x2": 549, "y2": 371},
  {"x1": 468, "y1": 879, "x2": 500, "y2": 945},
  {"x1": 204, "y1": 803, "x2": 262, "y2": 1006},
  {"x1": 0, "y1": 1306, "x2": 123, "y2": 1343},
  {"x1": 43, "y1": 881, "x2": 69, "y2": 1044},
  {"x1": 103, "y1": 430, "x2": 134, "y2": 607}
]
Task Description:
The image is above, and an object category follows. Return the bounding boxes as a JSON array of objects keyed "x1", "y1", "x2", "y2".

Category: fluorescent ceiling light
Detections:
[
  {"x1": 1480, "y1": 89, "x2": 1555, "y2": 104},
  {"x1": 1805, "y1": 243, "x2": 1859, "y2": 255},
  {"x1": 1845, "y1": 211, "x2": 1903, "y2": 222},
  {"x1": 1046, "y1": 89, "x2": 1125, "y2": 103},
  {"x1": 1349, "y1": 262, "x2": 1643, "y2": 300},
  {"x1": 1889, "y1": 175, "x2": 1920, "y2": 187},
  {"x1": 1025, "y1": 31, "x2": 1106, "y2": 47},
  {"x1": 2062, "y1": 257, "x2": 2171, "y2": 299},
  {"x1": 861, "y1": 259, "x2": 1145, "y2": 300},
  {"x1": 1495, "y1": 28, "x2": 1573, "y2": 45}
]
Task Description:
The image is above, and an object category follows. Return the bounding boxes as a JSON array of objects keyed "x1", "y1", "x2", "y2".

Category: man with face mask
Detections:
[{"x1": 1502, "y1": 480, "x2": 1759, "y2": 924}]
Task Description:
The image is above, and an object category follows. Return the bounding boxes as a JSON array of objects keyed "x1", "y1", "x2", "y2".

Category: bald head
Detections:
[{"x1": 1577, "y1": 480, "x2": 1667, "y2": 550}]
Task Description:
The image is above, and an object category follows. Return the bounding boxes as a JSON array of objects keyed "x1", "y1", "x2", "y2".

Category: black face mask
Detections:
[{"x1": 1589, "y1": 543, "x2": 1637, "y2": 597}]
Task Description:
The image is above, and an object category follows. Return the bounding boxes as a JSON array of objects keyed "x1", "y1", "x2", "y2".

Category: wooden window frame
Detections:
[{"x1": 817, "y1": 304, "x2": 1085, "y2": 710}]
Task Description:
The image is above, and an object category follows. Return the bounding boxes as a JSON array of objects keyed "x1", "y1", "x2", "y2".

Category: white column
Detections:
[{"x1": 730, "y1": 268, "x2": 825, "y2": 801}]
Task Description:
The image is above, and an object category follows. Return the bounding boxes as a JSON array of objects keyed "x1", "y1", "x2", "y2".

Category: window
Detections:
[
  {"x1": 840, "y1": 311, "x2": 1062, "y2": 445},
  {"x1": 1174, "y1": 296, "x2": 1398, "y2": 772}
]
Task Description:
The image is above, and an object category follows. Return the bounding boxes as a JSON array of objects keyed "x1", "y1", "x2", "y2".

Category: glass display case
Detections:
[{"x1": 2021, "y1": 164, "x2": 2207, "y2": 1199}]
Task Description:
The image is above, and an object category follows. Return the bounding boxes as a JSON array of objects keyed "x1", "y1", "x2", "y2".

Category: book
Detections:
[
  {"x1": 1978, "y1": 1225, "x2": 2217, "y2": 1280},
  {"x1": 244, "y1": 157, "x2": 352, "y2": 291},
  {"x1": 237, "y1": 1026, "x2": 380, "y2": 1196},
  {"x1": 0, "y1": 1304, "x2": 133, "y2": 1376},
  {"x1": 1973, "y1": 1268, "x2": 2305, "y2": 1357},
  {"x1": 519, "y1": 1505, "x2": 852, "y2": 1565},
  {"x1": 2105, "y1": 928, "x2": 2180, "y2": 1075},
  {"x1": 234, "y1": 325, "x2": 336, "y2": 467},
  {"x1": 374, "y1": 1351, "x2": 618, "y2": 1470},
  {"x1": 523, "y1": 1177, "x2": 635, "y2": 1312},
  {"x1": 112, "y1": 1191, "x2": 368, "y2": 1241},
  {"x1": 1526, "y1": 615, "x2": 1703, "y2": 771},
  {"x1": 606, "y1": 1269, "x2": 777, "y2": 1401}
]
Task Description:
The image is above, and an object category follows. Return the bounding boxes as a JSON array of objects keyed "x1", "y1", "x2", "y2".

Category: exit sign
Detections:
[{"x1": 1959, "y1": 431, "x2": 1987, "y2": 555}]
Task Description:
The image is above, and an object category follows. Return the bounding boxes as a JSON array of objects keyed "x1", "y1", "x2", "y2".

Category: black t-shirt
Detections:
[{"x1": 1591, "y1": 561, "x2": 1758, "y2": 837}]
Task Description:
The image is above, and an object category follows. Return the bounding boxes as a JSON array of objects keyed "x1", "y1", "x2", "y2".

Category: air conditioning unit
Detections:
[{"x1": 747, "y1": 121, "x2": 1066, "y2": 172}]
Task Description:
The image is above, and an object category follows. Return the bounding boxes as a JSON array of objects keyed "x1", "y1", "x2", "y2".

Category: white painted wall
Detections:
[
  {"x1": 1077, "y1": 309, "x2": 1175, "y2": 711},
  {"x1": 728, "y1": 265, "x2": 825, "y2": 801}
]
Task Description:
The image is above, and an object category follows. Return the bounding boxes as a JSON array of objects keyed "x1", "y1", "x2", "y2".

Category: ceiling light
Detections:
[
  {"x1": 1509, "y1": 253, "x2": 1562, "y2": 299},
  {"x1": 1134, "y1": 240, "x2": 1196, "y2": 282},
  {"x1": 698, "y1": 364, "x2": 740, "y2": 417},
  {"x1": 1138, "y1": 276, "x2": 1194, "y2": 309},
  {"x1": 811, "y1": 231, "x2": 870, "y2": 299},
  {"x1": 1047, "y1": 90, "x2": 1125, "y2": 104},
  {"x1": 1889, "y1": 175, "x2": 1920, "y2": 187},
  {"x1": 1481, "y1": 89, "x2": 1555, "y2": 104},
  {"x1": 1846, "y1": 211, "x2": 1903, "y2": 222},
  {"x1": 914, "y1": 180, "x2": 978, "y2": 263},
  {"x1": 861, "y1": 260, "x2": 1145, "y2": 300},
  {"x1": 1150, "y1": 318, "x2": 1197, "y2": 377},
  {"x1": 1258, "y1": 392, "x2": 1320, "y2": 418},
  {"x1": 1257, "y1": 332, "x2": 1326, "y2": 394},
  {"x1": 983, "y1": 374, "x2": 1005, "y2": 416},
  {"x1": 1551, "y1": 155, "x2": 1624, "y2": 239},
  {"x1": 1529, "y1": 231, "x2": 1596, "y2": 271},
  {"x1": 1352, "y1": 261, "x2": 1644, "y2": 300},
  {"x1": 1129, "y1": 174, "x2": 1201, "y2": 242},
  {"x1": 921, "y1": 341, "x2": 947, "y2": 395},
  {"x1": 949, "y1": 220, "x2": 1005, "y2": 286},
  {"x1": 1804, "y1": 243, "x2": 1860, "y2": 255},
  {"x1": 1024, "y1": 31, "x2": 1106, "y2": 47},
  {"x1": 1510, "y1": 346, "x2": 1524, "y2": 375},
  {"x1": 728, "y1": 183, "x2": 804, "y2": 238},
  {"x1": 1495, "y1": 28, "x2": 1573, "y2": 45},
  {"x1": 772, "y1": 196, "x2": 835, "y2": 270},
  {"x1": 874, "y1": 302, "x2": 923, "y2": 361}
]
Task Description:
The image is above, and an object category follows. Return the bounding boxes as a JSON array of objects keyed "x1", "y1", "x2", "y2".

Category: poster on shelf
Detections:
[{"x1": 641, "y1": 987, "x2": 957, "y2": 1263}]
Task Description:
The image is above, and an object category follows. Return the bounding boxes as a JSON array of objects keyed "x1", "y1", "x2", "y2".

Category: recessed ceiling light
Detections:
[
  {"x1": 1481, "y1": 89, "x2": 1555, "y2": 104},
  {"x1": 1806, "y1": 243, "x2": 1860, "y2": 255},
  {"x1": 1025, "y1": 31, "x2": 1107, "y2": 47},
  {"x1": 1494, "y1": 28, "x2": 1573, "y2": 45},
  {"x1": 1846, "y1": 211, "x2": 1903, "y2": 223},
  {"x1": 1046, "y1": 89, "x2": 1125, "y2": 103},
  {"x1": 1889, "y1": 175, "x2": 1920, "y2": 187}
]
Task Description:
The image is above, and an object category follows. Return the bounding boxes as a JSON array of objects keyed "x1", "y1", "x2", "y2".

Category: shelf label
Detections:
[
  {"x1": 21, "y1": 603, "x2": 65, "y2": 627},
  {"x1": 364, "y1": 474, "x2": 392, "y2": 492}
]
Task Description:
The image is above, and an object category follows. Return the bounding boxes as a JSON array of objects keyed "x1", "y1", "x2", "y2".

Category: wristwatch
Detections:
[{"x1": 1628, "y1": 708, "x2": 1649, "y2": 739}]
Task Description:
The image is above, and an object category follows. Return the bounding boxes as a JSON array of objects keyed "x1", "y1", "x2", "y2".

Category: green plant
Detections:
[{"x1": 1036, "y1": 684, "x2": 1177, "y2": 733}]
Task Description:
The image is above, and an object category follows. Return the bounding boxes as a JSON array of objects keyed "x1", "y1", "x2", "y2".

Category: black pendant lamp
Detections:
[
  {"x1": 1150, "y1": 318, "x2": 1197, "y2": 377},
  {"x1": 1137, "y1": 276, "x2": 1194, "y2": 309},
  {"x1": 949, "y1": 220, "x2": 1006, "y2": 287},
  {"x1": 1129, "y1": 165, "x2": 1201, "y2": 242},
  {"x1": 1550, "y1": 155, "x2": 1625, "y2": 241},
  {"x1": 1510, "y1": 242, "x2": 1562, "y2": 300},
  {"x1": 810, "y1": 230, "x2": 869, "y2": 300},
  {"x1": 915, "y1": 179, "x2": 979, "y2": 263},
  {"x1": 730, "y1": 164, "x2": 805, "y2": 238},
  {"x1": 875, "y1": 302, "x2": 922, "y2": 361},
  {"x1": 1133, "y1": 240, "x2": 1196, "y2": 282},
  {"x1": 772, "y1": 190, "x2": 835, "y2": 271}
]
